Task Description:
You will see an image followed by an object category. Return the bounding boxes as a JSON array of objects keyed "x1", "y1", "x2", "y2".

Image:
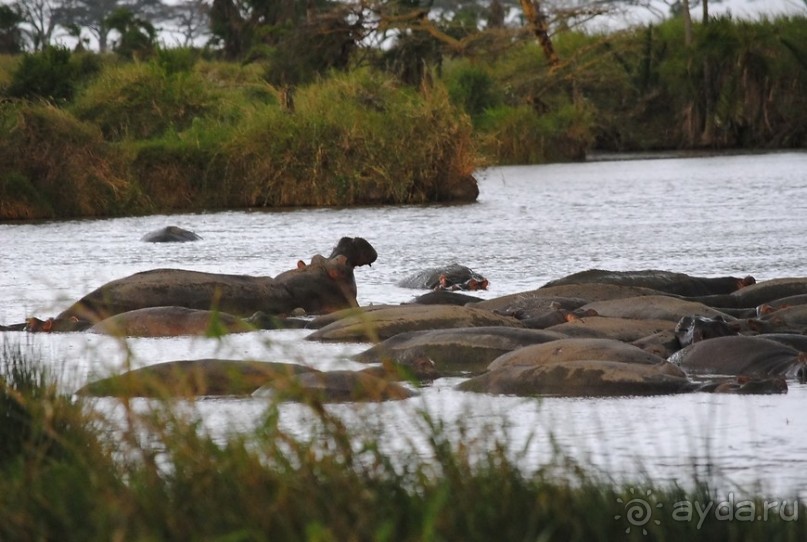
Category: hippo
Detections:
[
  {"x1": 456, "y1": 359, "x2": 691, "y2": 397},
  {"x1": 747, "y1": 305, "x2": 807, "y2": 334},
  {"x1": 87, "y1": 306, "x2": 259, "y2": 337},
  {"x1": 407, "y1": 290, "x2": 484, "y2": 306},
  {"x1": 754, "y1": 333, "x2": 807, "y2": 352},
  {"x1": 353, "y1": 326, "x2": 568, "y2": 376},
  {"x1": 472, "y1": 296, "x2": 589, "y2": 320},
  {"x1": 578, "y1": 295, "x2": 734, "y2": 323},
  {"x1": 486, "y1": 337, "x2": 667, "y2": 371},
  {"x1": 541, "y1": 269, "x2": 755, "y2": 297},
  {"x1": 668, "y1": 335, "x2": 807, "y2": 379},
  {"x1": 674, "y1": 315, "x2": 738, "y2": 348},
  {"x1": 141, "y1": 226, "x2": 202, "y2": 243},
  {"x1": 55, "y1": 237, "x2": 375, "y2": 322},
  {"x1": 686, "y1": 277, "x2": 807, "y2": 309},
  {"x1": 545, "y1": 315, "x2": 675, "y2": 343},
  {"x1": 305, "y1": 304, "x2": 523, "y2": 343},
  {"x1": 252, "y1": 369, "x2": 417, "y2": 403},
  {"x1": 77, "y1": 359, "x2": 317, "y2": 397},
  {"x1": 477, "y1": 284, "x2": 668, "y2": 313},
  {"x1": 693, "y1": 375, "x2": 788, "y2": 395},
  {"x1": 756, "y1": 294, "x2": 807, "y2": 316},
  {"x1": 631, "y1": 330, "x2": 682, "y2": 359},
  {"x1": 397, "y1": 264, "x2": 489, "y2": 291}
]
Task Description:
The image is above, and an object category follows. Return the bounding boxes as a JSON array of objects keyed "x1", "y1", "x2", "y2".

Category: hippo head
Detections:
[{"x1": 328, "y1": 237, "x2": 377, "y2": 268}]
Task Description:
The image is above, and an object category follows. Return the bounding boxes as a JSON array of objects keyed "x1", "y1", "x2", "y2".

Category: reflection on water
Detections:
[{"x1": 1, "y1": 151, "x2": 806, "y2": 497}]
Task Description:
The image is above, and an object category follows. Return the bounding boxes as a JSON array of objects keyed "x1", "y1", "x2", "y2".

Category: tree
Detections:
[
  {"x1": 168, "y1": 0, "x2": 210, "y2": 47},
  {"x1": 56, "y1": 0, "x2": 170, "y2": 52},
  {"x1": 11, "y1": 0, "x2": 60, "y2": 50},
  {"x1": 0, "y1": 4, "x2": 24, "y2": 53},
  {"x1": 105, "y1": 7, "x2": 156, "y2": 57}
]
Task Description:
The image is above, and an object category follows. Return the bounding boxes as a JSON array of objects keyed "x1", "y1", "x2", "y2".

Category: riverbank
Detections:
[
  {"x1": 1, "y1": 342, "x2": 804, "y2": 541},
  {"x1": 1, "y1": 15, "x2": 804, "y2": 221}
]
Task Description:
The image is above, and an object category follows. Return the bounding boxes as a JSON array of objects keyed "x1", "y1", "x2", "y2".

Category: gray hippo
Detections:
[
  {"x1": 674, "y1": 315, "x2": 738, "y2": 348},
  {"x1": 77, "y1": 359, "x2": 317, "y2": 397},
  {"x1": 541, "y1": 269, "x2": 755, "y2": 297},
  {"x1": 397, "y1": 264, "x2": 489, "y2": 291},
  {"x1": 141, "y1": 226, "x2": 202, "y2": 242},
  {"x1": 306, "y1": 304, "x2": 523, "y2": 343},
  {"x1": 669, "y1": 335, "x2": 807, "y2": 379},
  {"x1": 352, "y1": 326, "x2": 567, "y2": 376},
  {"x1": 252, "y1": 370, "x2": 417, "y2": 403},
  {"x1": 456, "y1": 359, "x2": 691, "y2": 397},
  {"x1": 55, "y1": 237, "x2": 376, "y2": 322}
]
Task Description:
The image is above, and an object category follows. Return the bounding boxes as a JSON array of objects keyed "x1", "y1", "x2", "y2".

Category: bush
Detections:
[
  {"x1": 71, "y1": 61, "x2": 217, "y2": 141},
  {"x1": 444, "y1": 61, "x2": 502, "y2": 121},
  {"x1": 6, "y1": 46, "x2": 76, "y2": 103},
  {"x1": 0, "y1": 101, "x2": 139, "y2": 218}
]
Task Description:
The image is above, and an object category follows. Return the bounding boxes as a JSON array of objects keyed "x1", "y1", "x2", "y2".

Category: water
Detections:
[{"x1": 2, "y1": 151, "x2": 806, "y2": 498}]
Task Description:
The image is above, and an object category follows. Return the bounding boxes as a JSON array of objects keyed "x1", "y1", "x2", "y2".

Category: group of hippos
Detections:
[{"x1": 3, "y1": 230, "x2": 807, "y2": 404}]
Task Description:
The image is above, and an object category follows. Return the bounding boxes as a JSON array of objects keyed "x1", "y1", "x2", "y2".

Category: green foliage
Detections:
[
  {"x1": 6, "y1": 46, "x2": 76, "y2": 102},
  {"x1": 0, "y1": 101, "x2": 137, "y2": 219},
  {"x1": 444, "y1": 60, "x2": 501, "y2": 120},
  {"x1": 71, "y1": 60, "x2": 216, "y2": 140},
  {"x1": 0, "y1": 342, "x2": 805, "y2": 541},
  {"x1": 221, "y1": 69, "x2": 478, "y2": 207},
  {"x1": 477, "y1": 102, "x2": 593, "y2": 164}
]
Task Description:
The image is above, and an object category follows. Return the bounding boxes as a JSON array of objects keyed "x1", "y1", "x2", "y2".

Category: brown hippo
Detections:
[
  {"x1": 397, "y1": 264, "x2": 489, "y2": 291},
  {"x1": 56, "y1": 237, "x2": 376, "y2": 322},
  {"x1": 578, "y1": 295, "x2": 734, "y2": 322},
  {"x1": 252, "y1": 370, "x2": 417, "y2": 403},
  {"x1": 306, "y1": 304, "x2": 523, "y2": 343},
  {"x1": 545, "y1": 316, "x2": 675, "y2": 343},
  {"x1": 694, "y1": 375, "x2": 788, "y2": 395},
  {"x1": 487, "y1": 337, "x2": 667, "y2": 371},
  {"x1": 353, "y1": 326, "x2": 568, "y2": 376},
  {"x1": 87, "y1": 306, "x2": 260, "y2": 337},
  {"x1": 473, "y1": 284, "x2": 664, "y2": 313},
  {"x1": 141, "y1": 225, "x2": 201, "y2": 243},
  {"x1": 669, "y1": 335, "x2": 807, "y2": 379},
  {"x1": 472, "y1": 296, "x2": 589, "y2": 320},
  {"x1": 747, "y1": 305, "x2": 807, "y2": 334},
  {"x1": 541, "y1": 269, "x2": 755, "y2": 297},
  {"x1": 686, "y1": 277, "x2": 807, "y2": 309},
  {"x1": 456, "y1": 359, "x2": 691, "y2": 397},
  {"x1": 756, "y1": 294, "x2": 807, "y2": 316},
  {"x1": 77, "y1": 359, "x2": 317, "y2": 397}
]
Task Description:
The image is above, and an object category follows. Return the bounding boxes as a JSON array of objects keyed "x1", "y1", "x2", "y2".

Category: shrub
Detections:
[
  {"x1": 71, "y1": 61, "x2": 217, "y2": 141},
  {"x1": 0, "y1": 101, "x2": 139, "y2": 218},
  {"x1": 6, "y1": 46, "x2": 76, "y2": 103}
]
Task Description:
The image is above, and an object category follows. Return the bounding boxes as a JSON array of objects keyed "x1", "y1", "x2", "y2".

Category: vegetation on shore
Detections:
[
  {"x1": 0, "y1": 14, "x2": 805, "y2": 220},
  {"x1": 1, "y1": 340, "x2": 804, "y2": 541}
]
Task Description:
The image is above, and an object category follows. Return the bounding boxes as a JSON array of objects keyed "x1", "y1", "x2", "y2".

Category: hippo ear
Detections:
[{"x1": 297, "y1": 260, "x2": 306, "y2": 270}]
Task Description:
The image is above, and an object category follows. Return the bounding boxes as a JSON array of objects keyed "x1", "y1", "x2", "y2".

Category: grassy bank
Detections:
[
  {"x1": 1, "y1": 340, "x2": 804, "y2": 541},
  {"x1": 0, "y1": 15, "x2": 805, "y2": 220}
]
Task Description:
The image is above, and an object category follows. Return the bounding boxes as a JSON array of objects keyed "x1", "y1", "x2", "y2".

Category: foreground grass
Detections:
[{"x1": 1, "y1": 340, "x2": 804, "y2": 541}]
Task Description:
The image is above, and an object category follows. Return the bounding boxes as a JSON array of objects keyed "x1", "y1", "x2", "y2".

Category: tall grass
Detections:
[{"x1": 1, "y1": 339, "x2": 804, "y2": 540}]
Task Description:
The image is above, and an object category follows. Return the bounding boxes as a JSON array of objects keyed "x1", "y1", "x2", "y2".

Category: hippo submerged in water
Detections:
[
  {"x1": 398, "y1": 264, "x2": 489, "y2": 291},
  {"x1": 141, "y1": 226, "x2": 202, "y2": 243},
  {"x1": 16, "y1": 237, "x2": 377, "y2": 328}
]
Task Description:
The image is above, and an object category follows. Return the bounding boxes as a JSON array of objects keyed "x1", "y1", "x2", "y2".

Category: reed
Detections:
[{"x1": 1, "y1": 340, "x2": 803, "y2": 541}]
